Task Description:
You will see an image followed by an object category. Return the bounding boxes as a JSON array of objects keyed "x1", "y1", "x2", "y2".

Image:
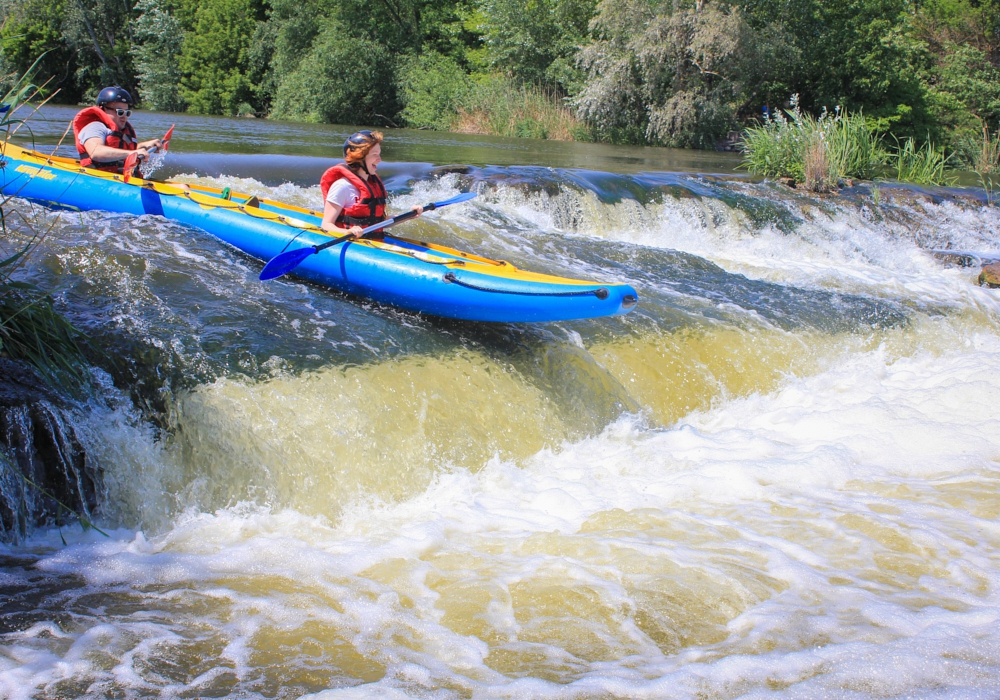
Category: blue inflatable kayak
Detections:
[{"x1": 0, "y1": 143, "x2": 638, "y2": 322}]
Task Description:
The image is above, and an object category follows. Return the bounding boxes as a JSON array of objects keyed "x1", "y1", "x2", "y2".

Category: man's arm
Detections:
[{"x1": 84, "y1": 138, "x2": 150, "y2": 162}]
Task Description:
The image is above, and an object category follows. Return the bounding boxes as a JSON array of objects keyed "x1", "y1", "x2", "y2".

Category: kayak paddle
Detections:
[
  {"x1": 259, "y1": 191, "x2": 477, "y2": 281},
  {"x1": 124, "y1": 124, "x2": 175, "y2": 183}
]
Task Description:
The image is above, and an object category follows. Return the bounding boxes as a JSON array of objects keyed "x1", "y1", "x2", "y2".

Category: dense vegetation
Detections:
[{"x1": 1, "y1": 0, "x2": 998, "y2": 159}]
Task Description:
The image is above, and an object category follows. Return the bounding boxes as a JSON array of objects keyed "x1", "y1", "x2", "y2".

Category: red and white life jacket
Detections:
[
  {"x1": 73, "y1": 106, "x2": 137, "y2": 172},
  {"x1": 320, "y1": 164, "x2": 387, "y2": 228}
]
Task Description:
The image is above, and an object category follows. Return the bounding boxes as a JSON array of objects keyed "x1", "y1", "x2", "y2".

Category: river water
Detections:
[{"x1": 2, "y1": 105, "x2": 1000, "y2": 699}]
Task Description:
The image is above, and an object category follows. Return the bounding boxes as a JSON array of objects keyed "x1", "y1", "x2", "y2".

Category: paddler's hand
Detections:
[
  {"x1": 412, "y1": 205, "x2": 423, "y2": 216},
  {"x1": 137, "y1": 138, "x2": 163, "y2": 151},
  {"x1": 347, "y1": 225, "x2": 364, "y2": 238},
  {"x1": 134, "y1": 147, "x2": 151, "y2": 160}
]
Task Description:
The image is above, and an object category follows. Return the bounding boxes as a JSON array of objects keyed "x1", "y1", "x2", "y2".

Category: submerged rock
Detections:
[
  {"x1": 980, "y1": 263, "x2": 1000, "y2": 288},
  {"x1": 0, "y1": 359, "x2": 98, "y2": 542}
]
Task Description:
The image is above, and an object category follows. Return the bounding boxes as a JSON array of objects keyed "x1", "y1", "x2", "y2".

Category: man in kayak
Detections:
[
  {"x1": 320, "y1": 130, "x2": 421, "y2": 237},
  {"x1": 73, "y1": 86, "x2": 162, "y2": 173}
]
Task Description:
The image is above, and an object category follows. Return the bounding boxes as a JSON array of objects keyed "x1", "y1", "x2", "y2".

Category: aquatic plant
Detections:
[
  {"x1": 891, "y1": 136, "x2": 955, "y2": 186},
  {"x1": 954, "y1": 124, "x2": 1000, "y2": 201},
  {"x1": 0, "y1": 61, "x2": 104, "y2": 543},
  {"x1": 741, "y1": 97, "x2": 887, "y2": 190},
  {"x1": 823, "y1": 109, "x2": 886, "y2": 181},
  {"x1": 739, "y1": 97, "x2": 812, "y2": 182},
  {"x1": 741, "y1": 98, "x2": 964, "y2": 187},
  {"x1": 1, "y1": 61, "x2": 90, "y2": 391}
]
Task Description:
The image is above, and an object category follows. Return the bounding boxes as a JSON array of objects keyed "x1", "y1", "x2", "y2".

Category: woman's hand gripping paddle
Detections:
[
  {"x1": 123, "y1": 124, "x2": 175, "y2": 183},
  {"x1": 259, "y1": 192, "x2": 477, "y2": 281}
]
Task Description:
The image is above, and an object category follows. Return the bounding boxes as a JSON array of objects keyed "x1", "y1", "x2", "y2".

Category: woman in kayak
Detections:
[{"x1": 319, "y1": 130, "x2": 421, "y2": 236}]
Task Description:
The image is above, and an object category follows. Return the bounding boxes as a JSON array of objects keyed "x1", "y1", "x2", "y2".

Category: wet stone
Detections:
[
  {"x1": 980, "y1": 263, "x2": 1000, "y2": 288},
  {"x1": 0, "y1": 359, "x2": 98, "y2": 543}
]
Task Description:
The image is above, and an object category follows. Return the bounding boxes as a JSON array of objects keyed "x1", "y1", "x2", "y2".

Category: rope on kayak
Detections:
[{"x1": 443, "y1": 272, "x2": 609, "y2": 299}]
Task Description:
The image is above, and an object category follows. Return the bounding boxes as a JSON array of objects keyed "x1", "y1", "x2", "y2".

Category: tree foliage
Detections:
[
  {"x1": 576, "y1": 0, "x2": 798, "y2": 147},
  {"x1": 131, "y1": 0, "x2": 184, "y2": 111},
  {"x1": 271, "y1": 23, "x2": 399, "y2": 124},
  {"x1": 0, "y1": 0, "x2": 997, "y2": 150},
  {"x1": 177, "y1": 0, "x2": 264, "y2": 115}
]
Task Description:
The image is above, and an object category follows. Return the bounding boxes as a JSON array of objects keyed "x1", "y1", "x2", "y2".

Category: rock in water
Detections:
[
  {"x1": 0, "y1": 359, "x2": 98, "y2": 542},
  {"x1": 980, "y1": 263, "x2": 1000, "y2": 288}
]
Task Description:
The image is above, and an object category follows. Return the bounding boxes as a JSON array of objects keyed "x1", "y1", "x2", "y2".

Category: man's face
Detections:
[{"x1": 103, "y1": 101, "x2": 130, "y2": 128}]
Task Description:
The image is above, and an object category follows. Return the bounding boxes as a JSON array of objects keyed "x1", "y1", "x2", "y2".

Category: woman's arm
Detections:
[{"x1": 321, "y1": 199, "x2": 363, "y2": 236}]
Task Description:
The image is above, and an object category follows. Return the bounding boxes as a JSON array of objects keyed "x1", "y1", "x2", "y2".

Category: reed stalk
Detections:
[
  {"x1": 741, "y1": 97, "x2": 959, "y2": 187},
  {"x1": 968, "y1": 124, "x2": 1000, "y2": 202},
  {"x1": 1, "y1": 61, "x2": 91, "y2": 392},
  {"x1": 451, "y1": 75, "x2": 589, "y2": 142},
  {"x1": 892, "y1": 137, "x2": 955, "y2": 186},
  {"x1": 0, "y1": 58, "x2": 104, "y2": 542}
]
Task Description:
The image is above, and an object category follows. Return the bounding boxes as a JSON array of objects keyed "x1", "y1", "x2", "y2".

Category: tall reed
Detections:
[
  {"x1": 966, "y1": 124, "x2": 1000, "y2": 199},
  {"x1": 1, "y1": 60, "x2": 91, "y2": 392},
  {"x1": 741, "y1": 98, "x2": 961, "y2": 187},
  {"x1": 0, "y1": 59, "x2": 103, "y2": 542},
  {"x1": 452, "y1": 75, "x2": 589, "y2": 142},
  {"x1": 892, "y1": 137, "x2": 954, "y2": 186}
]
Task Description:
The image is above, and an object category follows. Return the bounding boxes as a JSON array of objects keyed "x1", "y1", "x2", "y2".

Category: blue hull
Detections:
[{"x1": 0, "y1": 146, "x2": 638, "y2": 323}]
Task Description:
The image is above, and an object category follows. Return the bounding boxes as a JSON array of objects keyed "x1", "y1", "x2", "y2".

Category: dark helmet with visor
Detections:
[
  {"x1": 343, "y1": 130, "x2": 375, "y2": 156},
  {"x1": 97, "y1": 86, "x2": 134, "y2": 107}
]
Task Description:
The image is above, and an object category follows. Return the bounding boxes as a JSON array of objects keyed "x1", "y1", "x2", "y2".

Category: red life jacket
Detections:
[
  {"x1": 320, "y1": 164, "x2": 387, "y2": 229},
  {"x1": 73, "y1": 106, "x2": 137, "y2": 172}
]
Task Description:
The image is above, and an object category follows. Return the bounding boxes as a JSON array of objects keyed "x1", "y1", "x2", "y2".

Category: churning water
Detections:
[{"x1": 1, "y1": 107, "x2": 1000, "y2": 699}]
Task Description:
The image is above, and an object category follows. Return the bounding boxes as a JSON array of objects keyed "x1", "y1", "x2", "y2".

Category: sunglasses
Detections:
[{"x1": 106, "y1": 107, "x2": 132, "y2": 117}]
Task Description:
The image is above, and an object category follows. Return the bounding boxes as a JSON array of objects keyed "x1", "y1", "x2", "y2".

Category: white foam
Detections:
[{"x1": 5, "y1": 330, "x2": 1000, "y2": 697}]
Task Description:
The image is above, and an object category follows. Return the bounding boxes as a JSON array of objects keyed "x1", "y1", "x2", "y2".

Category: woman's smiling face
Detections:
[{"x1": 364, "y1": 144, "x2": 382, "y2": 172}]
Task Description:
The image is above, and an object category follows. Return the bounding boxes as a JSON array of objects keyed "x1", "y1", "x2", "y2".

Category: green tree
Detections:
[
  {"x1": 178, "y1": 0, "x2": 264, "y2": 115},
  {"x1": 576, "y1": 0, "x2": 798, "y2": 147},
  {"x1": 63, "y1": 0, "x2": 139, "y2": 99},
  {"x1": 244, "y1": 0, "x2": 328, "y2": 116},
  {"x1": 270, "y1": 22, "x2": 399, "y2": 125},
  {"x1": 398, "y1": 51, "x2": 472, "y2": 129},
  {"x1": 131, "y1": 0, "x2": 185, "y2": 110},
  {"x1": 740, "y1": 0, "x2": 937, "y2": 140},
  {"x1": 476, "y1": 0, "x2": 596, "y2": 93},
  {"x1": 1, "y1": 0, "x2": 79, "y2": 99}
]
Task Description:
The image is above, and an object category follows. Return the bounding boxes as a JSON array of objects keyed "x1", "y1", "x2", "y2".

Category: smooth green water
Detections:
[{"x1": 28, "y1": 105, "x2": 742, "y2": 173}]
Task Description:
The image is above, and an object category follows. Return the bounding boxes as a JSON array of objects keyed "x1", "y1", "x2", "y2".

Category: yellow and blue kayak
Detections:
[{"x1": 0, "y1": 143, "x2": 638, "y2": 322}]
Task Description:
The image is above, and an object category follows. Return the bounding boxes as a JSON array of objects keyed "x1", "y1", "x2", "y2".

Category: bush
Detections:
[
  {"x1": 742, "y1": 97, "x2": 888, "y2": 187},
  {"x1": 270, "y1": 25, "x2": 398, "y2": 125},
  {"x1": 398, "y1": 52, "x2": 472, "y2": 130}
]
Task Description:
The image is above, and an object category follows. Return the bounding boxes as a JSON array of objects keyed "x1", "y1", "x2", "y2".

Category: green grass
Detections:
[
  {"x1": 451, "y1": 74, "x2": 590, "y2": 142},
  {"x1": 741, "y1": 98, "x2": 956, "y2": 187},
  {"x1": 0, "y1": 59, "x2": 104, "y2": 542},
  {"x1": 892, "y1": 137, "x2": 955, "y2": 186}
]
